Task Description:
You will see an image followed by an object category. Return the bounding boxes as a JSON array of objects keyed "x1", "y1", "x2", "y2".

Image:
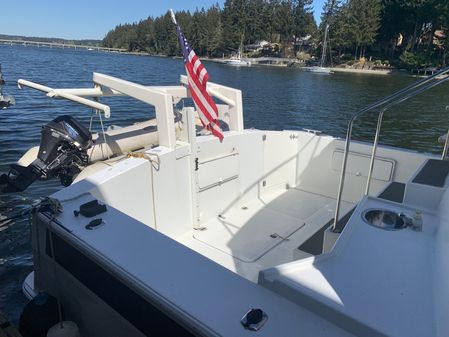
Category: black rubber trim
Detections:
[
  {"x1": 45, "y1": 230, "x2": 195, "y2": 337},
  {"x1": 412, "y1": 159, "x2": 449, "y2": 187},
  {"x1": 378, "y1": 182, "x2": 406, "y2": 203}
]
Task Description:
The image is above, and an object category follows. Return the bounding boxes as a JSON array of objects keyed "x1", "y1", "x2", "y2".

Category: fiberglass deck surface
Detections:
[
  {"x1": 192, "y1": 188, "x2": 351, "y2": 263},
  {"x1": 47, "y1": 185, "x2": 354, "y2": 337}
]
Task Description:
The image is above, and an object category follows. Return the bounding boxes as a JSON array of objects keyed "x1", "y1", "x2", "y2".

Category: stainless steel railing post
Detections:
[
  {"x1": 332, "y1": 117, "x2": 356, "y2": 233},
  {"x1": 441, "y1": 129, "x2": 449, "y2": 160},
  {"x1": 365, "y1": 109, "x2": 386, "y2": 196}
]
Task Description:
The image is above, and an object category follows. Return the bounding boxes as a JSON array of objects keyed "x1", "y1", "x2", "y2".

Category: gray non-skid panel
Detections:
[
  {"x1": 412, "y1": 159, "x2": 449, "y2": 187},
  {"x1": 298, "y1": 208, "x2": 356, "y2": 255},
  {"x1": 378, "y1": 182, "x2": 406, "y2": 203},
  {"x1": 298, "y1": 224, "x2": 328, "y2": 255}
]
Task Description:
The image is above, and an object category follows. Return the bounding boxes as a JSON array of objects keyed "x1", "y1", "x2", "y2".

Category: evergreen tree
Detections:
[
  {"x1": 292, "y1": 0, "x2": 316, "y2": 38},
  {"x1": 222, "y1": 0, "x2": 248, "y2": 51},
  {"x1": 205, "y1": 5, "x2": 225, "y2": 57},
  {"x1": 321, "y1": 0, "x2": 344, "y2": 27},
  {"x1": 347, "y1": 0, "x2": 382, "y2": 58}
]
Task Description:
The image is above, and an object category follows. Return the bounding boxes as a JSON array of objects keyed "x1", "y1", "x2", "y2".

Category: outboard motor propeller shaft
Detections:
[{"x1": 0, "y1": 115, "x2": 92, "y2": 193}]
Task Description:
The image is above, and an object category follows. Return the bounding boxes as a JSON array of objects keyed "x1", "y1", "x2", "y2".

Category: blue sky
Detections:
[{"x1": 0, "y1": 0, "x2": 325, "y2": 40}]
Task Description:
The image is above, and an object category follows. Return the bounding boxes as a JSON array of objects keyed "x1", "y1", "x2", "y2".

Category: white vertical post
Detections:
[
  {"x1": 183, "y1": 107, "x2": 201, "y2": 228},
  {"x1": 214, "y1": 86, "x2": 244, "y2": 131},
  {"x1": 155, "y1": 94, "x2": 177, "y2": 148}
]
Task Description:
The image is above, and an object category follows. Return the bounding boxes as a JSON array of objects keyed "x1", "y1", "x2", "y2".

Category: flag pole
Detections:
[{"x1": 169, "y1": 9, "x2": 177, "y2": 25}]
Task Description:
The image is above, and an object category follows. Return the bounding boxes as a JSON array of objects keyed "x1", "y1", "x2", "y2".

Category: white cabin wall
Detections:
[
  {"x1": 293, "y1": 132, "x2": 431, "y2": 203},
  {"x1": 194, "y1": 130, "x2": 302, "y2": 224},
  {"x1": 81, "y1": 146, "x2": 195, "y2": 238},
  {"x1": 150, "y1": 145, "x2": 194, "y2": 238},
  {"x1": 195, "y1": 131, "x2": 264, "y2": 224},
  {"x1": 261, "y1": 131, "x2": 298, "y2": 191},
  {"x1": 87, "y1": 159, "x2": 156, "y2": 228}
]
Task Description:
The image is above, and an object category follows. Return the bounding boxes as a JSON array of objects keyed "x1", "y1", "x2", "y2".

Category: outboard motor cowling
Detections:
[{"x1": 0, "y1": 115, "x2": 92, "y2": 193}]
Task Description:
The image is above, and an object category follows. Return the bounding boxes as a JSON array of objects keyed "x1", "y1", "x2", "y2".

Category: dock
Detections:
[{"x1": 0, "y1": 39, "x2": 126, "y2": 53}]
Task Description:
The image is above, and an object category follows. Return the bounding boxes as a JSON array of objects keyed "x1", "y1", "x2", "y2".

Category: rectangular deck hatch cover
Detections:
[
  {"x1": 332, "y1": 150, "x2": 394, "y2": 182},
  {"x1": 194, "y1": 201, "x2": 305, "y2": 262}
]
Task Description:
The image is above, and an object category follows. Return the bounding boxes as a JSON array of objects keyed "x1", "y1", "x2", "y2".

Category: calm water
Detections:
[{"x1": 0, "y1": 45, "x2": 448, "y2": 323}]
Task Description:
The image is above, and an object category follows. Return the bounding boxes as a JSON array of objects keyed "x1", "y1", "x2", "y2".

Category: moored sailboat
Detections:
[{"x1": 305, "y1": 24, "x2": 332, "y2": 74}]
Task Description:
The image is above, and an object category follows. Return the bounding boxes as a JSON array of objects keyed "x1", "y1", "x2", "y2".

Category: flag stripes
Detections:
[{"x1": 173, "y1": 16, "x2": 223, "y2": 141}]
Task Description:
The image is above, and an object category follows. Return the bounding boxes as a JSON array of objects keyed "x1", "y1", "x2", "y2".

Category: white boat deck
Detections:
[
  {"x1": 45, "y1": 188, "x2": 354, "y2": 337},
  {"x1": 177, "y1": 187, "x2": 354, "y2": 281},
  {"x1": 22, "y1": 71, "x2": 449, "y2": 337}
]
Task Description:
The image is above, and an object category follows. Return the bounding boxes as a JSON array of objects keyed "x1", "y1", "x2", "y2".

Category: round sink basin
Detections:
[{"x1": 362, "y1": 209, "x2": 407, "y2": 231}]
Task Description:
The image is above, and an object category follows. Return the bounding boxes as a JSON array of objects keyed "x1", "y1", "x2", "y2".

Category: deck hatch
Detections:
[{"x1": 332, "y1": 150, "x2": 395, "y2": 182}]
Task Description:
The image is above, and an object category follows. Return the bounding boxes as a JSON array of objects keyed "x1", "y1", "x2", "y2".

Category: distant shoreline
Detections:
[
  {"x1": 0, "y1": 43, "x2": 407, "y2": 76},
  {"x1": 205, "y1": 57, "x2": 398, "y2": 75}
]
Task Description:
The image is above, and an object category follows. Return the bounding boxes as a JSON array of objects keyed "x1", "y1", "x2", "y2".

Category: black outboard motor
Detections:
[{"x1": 0, "y1": 115, "x2": 92, "y2": 193}]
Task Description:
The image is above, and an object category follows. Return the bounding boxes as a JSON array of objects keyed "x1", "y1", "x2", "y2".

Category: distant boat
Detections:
[
  {"x1": 87, "y1": 48, "x2": 94, "y2": 51},
  {"x1": 305, "y1": 24, "x2": 332, "y2": 74},
  {"x1": 226, "y1": 41, "x2": 251, "y2": 67},
  {"x1": 307, "y1": 66, "x2": 332, "y2": 74},
  {"x1": 226, "y1": 57, "x2": 251, "y2": 67}
]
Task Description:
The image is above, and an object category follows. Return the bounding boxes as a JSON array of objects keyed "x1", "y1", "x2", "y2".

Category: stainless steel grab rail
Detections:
[
  {"x1": 332, "y1": 66, "x2": 449, "y2": 232},
  {"x1": 442, "y1": 129, "x2": 449, "y2": 160}
]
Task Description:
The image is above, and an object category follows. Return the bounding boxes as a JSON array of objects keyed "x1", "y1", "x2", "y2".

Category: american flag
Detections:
[{"x1": 171, "y1": 10, "x2": 224, "y2": 142}]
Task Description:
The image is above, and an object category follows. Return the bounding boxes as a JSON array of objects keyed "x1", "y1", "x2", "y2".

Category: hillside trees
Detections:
[
  {"x1": 102, "y1": 0, "x2": 449, "y2": 67},
  {"x1": 102, "y1": 1, "x2": 318, "y2": 57}
]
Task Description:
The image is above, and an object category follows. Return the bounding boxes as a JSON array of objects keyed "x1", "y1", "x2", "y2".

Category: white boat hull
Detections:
[
  {"x1": 225, "y1": 59, "x2": 251, "y2": 67},
  {"x1": 304, "y1": 66, "x2": 332, "y2": 74},
  {"x1": 18, "y1": 72, "x2": 449, "y2": 337}
]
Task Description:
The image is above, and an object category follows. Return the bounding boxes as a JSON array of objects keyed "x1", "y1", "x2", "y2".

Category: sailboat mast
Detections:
[
  {"x1": 320, "y1": 24, "x2": 330, "y2": 68},
  {"x1": 238, "y1": 33, "x2": 244, "y2": 60}
]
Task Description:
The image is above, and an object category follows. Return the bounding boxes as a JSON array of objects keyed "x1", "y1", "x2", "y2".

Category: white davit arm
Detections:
[{"x1": 17, "y1": 79, "x2": 111, "y2": 118}]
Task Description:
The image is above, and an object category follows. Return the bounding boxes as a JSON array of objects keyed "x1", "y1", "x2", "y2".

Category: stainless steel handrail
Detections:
[
  {"x1": 442, "y1": 129, "x2": 449, "y2": 160},
  {"x1": 332, "y1": 66, "x2": 449, "y2": 232},
  {"x1": 442, "y1": 106, "x2": 449, "y2": 160}
]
